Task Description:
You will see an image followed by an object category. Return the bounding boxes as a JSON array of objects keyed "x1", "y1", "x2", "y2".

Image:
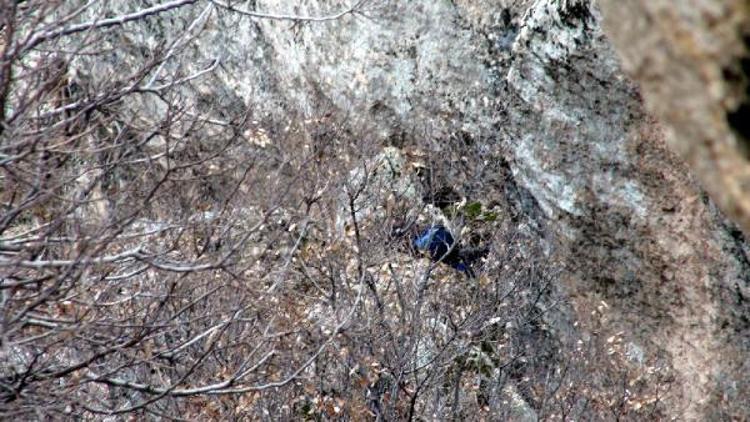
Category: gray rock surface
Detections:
[
  {"x1": 598, "y1": 0, "x2": 750, "y2": 237},
  {"x1": 66, "y1": 0, "x2": 750, "y2": 418}
]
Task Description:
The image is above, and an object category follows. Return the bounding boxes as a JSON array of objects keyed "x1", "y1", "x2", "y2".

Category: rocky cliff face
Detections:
[
  {"x1": 504, "y1": 3, "x2": 750, "y2": 419},
  {"x1": 67, "y1": 0, "x2": 750, "y2": 418},
  {"x1": 598, "y1": 0, "x2": 750, "y2": 238}
]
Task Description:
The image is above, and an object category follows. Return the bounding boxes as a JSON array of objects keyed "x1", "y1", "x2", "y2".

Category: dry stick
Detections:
[
  {"x1": 85, "y1": 272, "x2": 364, "y2": 397},
  {"x1": 15, "y1": 0, "x2": 199, "y2": 56},
  {"x1": 146, "y1": 2, "x2": 214, "y2": 88},
  {"x1": 211, "y1": 0, "x2": 369, "y2": 22}
]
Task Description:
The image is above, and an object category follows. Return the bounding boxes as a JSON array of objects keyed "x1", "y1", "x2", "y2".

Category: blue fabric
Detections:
[
  {"x1": 413, "y1": 226, "x2": 454, "y2": 259},
  {"x1": 413, "y1": 225, "x2": 474, "y2": 276}
]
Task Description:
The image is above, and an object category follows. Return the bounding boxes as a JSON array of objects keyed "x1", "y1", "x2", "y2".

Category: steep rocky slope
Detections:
[
  {"x1": 204, "y1": 1, "x2": 749, "y2": 417},
  {"x1": 10, "y1": 0, "x2": 748, "y2": 418}
]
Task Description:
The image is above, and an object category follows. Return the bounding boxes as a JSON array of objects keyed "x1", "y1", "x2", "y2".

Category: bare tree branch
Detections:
[
  {"x1": 211, "y1": 0, "x2": 369, "y2": 22},
  {"x1": 15, "y1": 0, "x2": 199, "y2": 55}
]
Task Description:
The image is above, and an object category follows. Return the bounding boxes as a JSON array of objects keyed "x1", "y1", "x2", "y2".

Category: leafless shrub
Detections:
[
  {"x1": 1, "y1": 1, "x2": 673, "y2": 420},
  {"x1": 0, "y1": 1, "x2": 368, "y2": 419}
]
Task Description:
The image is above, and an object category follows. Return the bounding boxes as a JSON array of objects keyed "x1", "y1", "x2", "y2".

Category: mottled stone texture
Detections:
[
  {"x1": 76, "y1": 0, "x2": 750, "y2": 418},
  {"x1": 598, "y1": 1, "x2": 750, "y2": 238},
  {"x1": 593, "y1": 3, "x2": 750, "y2": 417},
  {"x1": 505, "y1": 3, "x2": 749, "y2": 419}
]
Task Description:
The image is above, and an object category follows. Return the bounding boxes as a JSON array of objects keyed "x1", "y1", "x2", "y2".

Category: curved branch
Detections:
[{"x1": 211, "y1": 0, "x2": 369, "y2": 22}]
